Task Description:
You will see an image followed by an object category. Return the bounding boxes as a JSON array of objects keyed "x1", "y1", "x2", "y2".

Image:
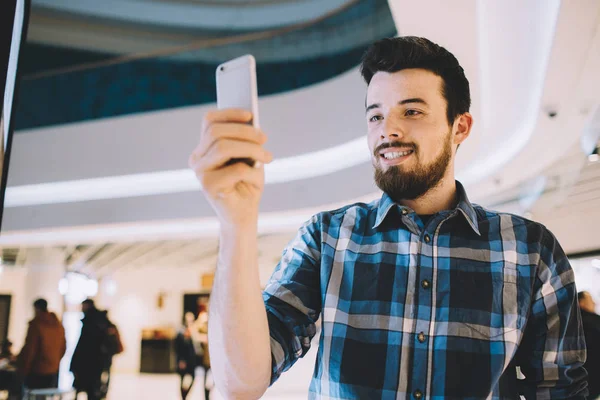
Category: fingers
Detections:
[
  {"x1": 199, "y1": 162, "x2": 264, "y2": 197},
  {"x1": 189, "y1": 139, "x2": 272, "y2": 172},
  {"x1": 190, "y1": 109, "x2": 271, "y2": 201},
  {"x1": 197, "y1": 122, "x2": 267, "y2": 159},
  {"x1": 202, "y1": 109, "x2": 253, "y2": 128}
]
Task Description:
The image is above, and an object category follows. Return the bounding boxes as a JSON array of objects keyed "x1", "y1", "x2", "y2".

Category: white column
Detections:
[
  {"x1": 21, "y1": 247, "x2": 69, "y2": 388},
  {"x1": 22, "y1": 247, "x2": 66, "y2": 318}
]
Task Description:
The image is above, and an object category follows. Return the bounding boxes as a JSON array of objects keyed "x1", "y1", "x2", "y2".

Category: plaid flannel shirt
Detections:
[{"x1": 263, "y1": 181, "x2": 587, "y2": 399}]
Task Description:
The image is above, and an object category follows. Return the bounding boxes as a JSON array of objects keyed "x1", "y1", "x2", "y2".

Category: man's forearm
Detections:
[{"x1": 208, "y1": 225, "x2": 272, "y2": 399}]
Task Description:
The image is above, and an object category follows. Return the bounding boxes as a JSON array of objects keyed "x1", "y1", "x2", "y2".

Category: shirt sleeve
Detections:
[
  {"x1": 516, "y1": 228, "x2": 588, "y2": 399},
  {"x1": 263, "y1": 214, "x2": 322, "y2": 385}
]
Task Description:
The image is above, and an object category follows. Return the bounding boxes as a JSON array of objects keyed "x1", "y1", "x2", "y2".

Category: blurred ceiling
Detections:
[
  {"x1": 14, "y1": 0, "x2": 396, "y2": 129},
  {"x1": 27, "y1": 0, "x2": 394, "y2": 62},
  {"x1": 1, "y1": 232, "x2": 295, "y2": 280},
  {"x1": 3, "y1": 0, "x2": 600, "y2": 257},
  {"x1": 33, "y1": 0, "x2": 358, "y2": 32}
]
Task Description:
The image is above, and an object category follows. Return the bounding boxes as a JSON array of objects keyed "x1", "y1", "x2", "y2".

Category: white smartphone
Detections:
[{"x1": 216, "y1": 54, "x2": 260, "y2": 167}]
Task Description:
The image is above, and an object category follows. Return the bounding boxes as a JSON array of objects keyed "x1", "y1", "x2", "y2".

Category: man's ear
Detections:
[{"x1": 453, "y1": 112, "x2": 474, "y2": 146}]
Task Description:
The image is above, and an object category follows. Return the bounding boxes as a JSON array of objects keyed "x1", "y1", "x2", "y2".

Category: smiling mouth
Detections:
[{"x1": 380, "y1": 149, "x2": 414, "y2": 160}]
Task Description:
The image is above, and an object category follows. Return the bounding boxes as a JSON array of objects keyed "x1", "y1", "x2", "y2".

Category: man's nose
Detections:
[
  {"x1": 382, "y1": 117, "x2": 404, "y2": 140},
  {"x1": 381, "y1": 125, "x2": 404, "y2": 140},
  {"x1": 381, "y1": 131, "x2": 401, "y2": 140}
]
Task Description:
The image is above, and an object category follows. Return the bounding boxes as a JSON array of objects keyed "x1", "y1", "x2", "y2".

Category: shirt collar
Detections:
[
  {"x1": 372, "y1": 180, "x2": 480, "y2": 236},
  {"x1": 373, "y1": 191, "x2": 397, "y2": 230},
  {"x1": 454, "y1": 181, "x2": 480, "y2": 235}
]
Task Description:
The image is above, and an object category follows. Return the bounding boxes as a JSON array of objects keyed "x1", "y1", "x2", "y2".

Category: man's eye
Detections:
[
  {"x1": 369, "y1": 115, "x2": 382, "y2": 122},
  {"x1": 405, "y1": 110, "x2": 422, "y2": 117}
]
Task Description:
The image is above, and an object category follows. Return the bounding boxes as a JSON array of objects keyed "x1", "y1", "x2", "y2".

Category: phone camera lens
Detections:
[{"x1": 220, "y1": 66, "x2": 225, "y2": 71}]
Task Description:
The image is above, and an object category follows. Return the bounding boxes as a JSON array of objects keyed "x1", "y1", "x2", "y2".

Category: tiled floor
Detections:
[
  {"x1": 105, "y1": 346, "x2": 317, "y2": 399},
  {"x1": 104, "y1": 372, "x2": 308, "y2": 400},
  {"x1": 103, "y1": 374, "x2": 307, "y2": 399}
]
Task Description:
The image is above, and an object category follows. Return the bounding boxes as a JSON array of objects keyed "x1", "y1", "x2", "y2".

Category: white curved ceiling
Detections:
[
  {"x1": 32, "y1": 0, "x2": 354, "y2": 31},
  {"x1": 2, "y1": 0, "x2": 600, "y2": 246},
  {"x1": 26, "y1": 0, "x2": 395, "y2": 63}
]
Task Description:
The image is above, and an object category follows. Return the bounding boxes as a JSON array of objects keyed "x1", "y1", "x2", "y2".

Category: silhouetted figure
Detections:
[
  {"x1": 176, "y1": 311, "x2": 212, "y2": 400},
  {"x1": 579, "y1": 291, "x2": 600, "y2": 399},
  {"x1": 196, "y1": 305, "x2": 212, "y2": 400},
  {"x1": 176, "y1": 319, "x2": 198, "y2": 400},
  {"x1": 0, "y1": 339, "x2": 16, "y2": 364},
  {"x1": 17, "y1": 298, "x2": 66, "y2": 390},
  {"x1": 0, "y1": 339, "x2": 20, "y2": 400},
  {"x1": 70, "y1": 299, "x2": 123, "y2": 400}
]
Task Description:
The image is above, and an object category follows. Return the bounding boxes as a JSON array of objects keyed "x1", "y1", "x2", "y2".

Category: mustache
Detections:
[{"x1": 374, "y1": 142, "x2": 417, "y2": 157}]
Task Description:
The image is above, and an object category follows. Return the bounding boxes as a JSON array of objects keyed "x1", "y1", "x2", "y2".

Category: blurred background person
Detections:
[
  {"x1": 0, "y1": 340, "x2": 16, "y2": 365},
  {"x1": 196, "y1": 304, "x2": 212, "y2": 400},
  {"x1": 579, "y1": 291, "x2": 600, "y2": 399},
  {"x1": 176, "y1": 310, "x2": 212, "y2": 400},
  {"x1": 70, "y1": 299, "x2": 123, "y2": 400},
  {"x1": 0, "y1": 339, "x2": 19, "y2": 400},
  {"x1": 16, "y1": 298, "x2": 66, "y2": 390},
  {"x1": 176, "y1": 313, "x2": 199, "y2": 400}
]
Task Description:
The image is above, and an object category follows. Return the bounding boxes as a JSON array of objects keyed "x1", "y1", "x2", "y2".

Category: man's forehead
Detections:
[{"x1": 366, "y1": 69, "x2": 443, "y2": 103}]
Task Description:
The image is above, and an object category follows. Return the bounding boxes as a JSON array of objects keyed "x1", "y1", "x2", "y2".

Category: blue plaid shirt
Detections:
[{"x1": 263, "y1": 181, "x2": 587, "y2": 399}]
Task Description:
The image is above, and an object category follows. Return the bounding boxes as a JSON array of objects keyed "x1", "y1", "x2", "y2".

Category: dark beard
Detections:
[{"x1": 373, "y1": 132, "x2": 452, "y2": 202}]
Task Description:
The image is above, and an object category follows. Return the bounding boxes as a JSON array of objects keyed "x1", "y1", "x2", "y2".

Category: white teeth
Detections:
[{"x1": 383, "y1": 150, "x2": 412, "y2": 160}]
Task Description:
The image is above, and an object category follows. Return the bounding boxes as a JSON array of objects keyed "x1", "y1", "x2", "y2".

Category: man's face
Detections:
[{"x1": 366, "y1": 69, "x2": 459, "y2": 201}]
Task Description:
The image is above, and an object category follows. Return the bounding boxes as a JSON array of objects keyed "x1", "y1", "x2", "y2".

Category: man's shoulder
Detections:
[
  {"x1": 27, "y1": 318, "x2": 38, "y2": 332},
  {"x1": 473, "y1": 204, "x2": 563, "y2": 250},
  {"x1": 582, "y1": 310, "x2": 600, "y2": 321},
  {"x1": 580, "y1": 310, "x2": 600, "y2": 332},
  {"x1": 474, "y1": 204, "x2": 548, "y2": 231},
  {"x1": 83, "y1": 311, "x2": 109, "y2": 327},
  {"x1": 313, "y1": 198, "x2": 379, "y2": 224}
]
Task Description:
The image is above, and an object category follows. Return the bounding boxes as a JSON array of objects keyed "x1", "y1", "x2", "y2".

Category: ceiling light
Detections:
[
  {"x1": 3, "y1": 137, "x2": 370, "y2": 208},
  {"x1": 0, "y1": 192, "x2": 381, "y2": 245}
]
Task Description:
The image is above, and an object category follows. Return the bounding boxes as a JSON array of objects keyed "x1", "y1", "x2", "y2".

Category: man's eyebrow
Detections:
[
  {"x1": 365, "y1": 103, "x2": 380, "y2": 113},
  {"x1": 398, "y1": 98, "x2": 428, "y2": 106},
  {"x1": 365, "y1": 98, "x2": 428, "y2": 113}
]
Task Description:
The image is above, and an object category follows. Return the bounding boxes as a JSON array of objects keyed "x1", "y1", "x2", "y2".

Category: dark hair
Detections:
[
  {"x1": 82, "y1": 299, "x2": 95, "y2": 307},
  {"x1": 33, "y1": 298, "x2": 48, "y2": 312},
  {"x1": 360, "y1": 36, "x2": 471, "y2": 125},
  {"x1": 578, "y1": 291, "x2": 589, "y2": 302}
]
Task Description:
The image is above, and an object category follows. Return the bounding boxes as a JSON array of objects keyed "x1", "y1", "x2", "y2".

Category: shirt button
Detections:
[
  {"x1": 421, "y1": 279, "x2": 431, "y2": 289},
  {"x1": 414, "y1": 389, "x2": 423, "y2": 399},
  {"x1": 424, "y1": 234, "x2": 431, "y2": 243},
  {"x1": 417, "y1": 332, "x2": 426, "y2": 343},
  {"x1": 401, "y1": 209, "x2": 409, "y2": 215}
]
